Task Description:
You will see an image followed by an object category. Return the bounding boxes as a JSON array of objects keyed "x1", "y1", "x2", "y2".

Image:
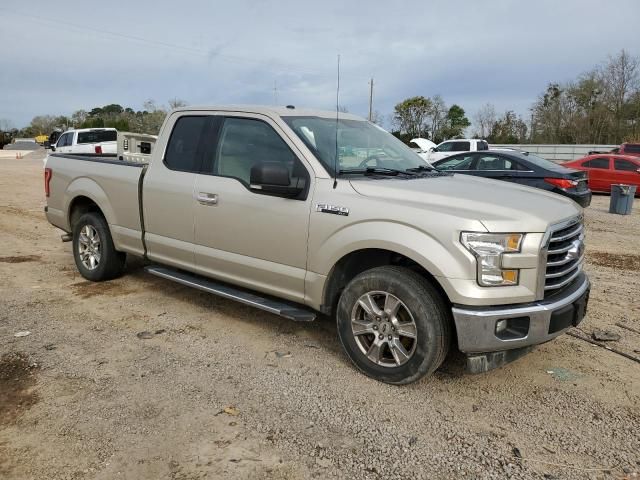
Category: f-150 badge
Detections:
[{"x1": 316, "y1": 203, "x2": 349, "y2": 216}]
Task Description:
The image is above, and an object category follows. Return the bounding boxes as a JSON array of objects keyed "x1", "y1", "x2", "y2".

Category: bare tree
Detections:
[
  {"x1": 168, "y1": 98, "x2": 188, "y2": 110},
  {"x1": 429, "y1": 95, "x2": 447, "y2": 142},
  {"x1": 602, "y1": 49, "x2": 639, "y2": 140},
  {"x1": 473, "y1": 103, "x2": 497, "y2": 139}
]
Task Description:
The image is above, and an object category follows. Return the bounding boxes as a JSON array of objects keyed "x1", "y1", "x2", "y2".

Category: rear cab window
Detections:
[
  {"x1": 451, "y1": 141, "x2": 470, "y2": 152},
  {"x1": 77, "y1": 130, "x2": 117, "y2": 144},
  {"x1": 477, "y1": 141, "x2": 489, "y2": 151},
  {"x1": 623, "y1": 144, "x2": 640, "y2": 154},
  {"x1": 164, "y1": 116, "x2": 210, "y2": 173}
]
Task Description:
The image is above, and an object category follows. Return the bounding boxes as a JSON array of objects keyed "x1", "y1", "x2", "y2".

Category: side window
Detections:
[
  {"x1": 437, "y1": 142, "x2": 453, "y2": 152},
  {"x1": 614, "y1": 159, "x2": 637, "y2": 171},
  {"x1": 451, "y1": 141, "x2": 470, "y2": 152},
  {"x1": 58, "y1": 133, "x2": 71, "y2": 147},
  {"x1": 475, "y1": 155, "x2": 520, "y2": 171},
  {"x1": 583, "y1": 158, "x2": 609, "y2": 169},
  {"x1": 436, "y1": 155, "x2": 473, "y2": 170},
  {"x1": 164, "y1": 116, "x2": 208, "y2": 172},
  {"x1": 623, "y1": 144, "x2": 640, "y2": 154},
  {"x1": 477, "y1": 141, "x2": 489, "y2": 151},
  {"x1": 215, "y1": 117, "x2": 300, "y2": 185}
]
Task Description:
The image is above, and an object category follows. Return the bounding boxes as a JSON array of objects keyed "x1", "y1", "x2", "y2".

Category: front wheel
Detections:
[
  {"x1": 72, "y1": 212, "x2": 126, "y2": 281},
  {"x1": 336, "y1": 266, "x2": 451, "y2": 384}
]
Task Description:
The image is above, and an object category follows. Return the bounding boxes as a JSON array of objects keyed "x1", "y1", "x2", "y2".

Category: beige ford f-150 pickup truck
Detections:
[{"x1": 45, "y1": 105, "x2": 589, "y2": 384}]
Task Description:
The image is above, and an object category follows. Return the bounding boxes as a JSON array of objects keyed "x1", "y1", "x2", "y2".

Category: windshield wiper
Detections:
[
  {"x1": 405, "y1": 165, "x2": 435, "y2": 173},
  {"x1": 339, "y1": 167, "x2": 418, "y2": 177}
]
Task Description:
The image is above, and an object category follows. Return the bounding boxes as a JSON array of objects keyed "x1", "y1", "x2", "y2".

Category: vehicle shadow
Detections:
[{"x1": 123, "y1": 256, "x2": 468, "y2": 380}]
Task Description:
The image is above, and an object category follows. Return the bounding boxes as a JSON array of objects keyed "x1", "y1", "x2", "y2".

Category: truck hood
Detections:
[{"x1": 349, "y1": 173, "x2": 581, "y2": 232}]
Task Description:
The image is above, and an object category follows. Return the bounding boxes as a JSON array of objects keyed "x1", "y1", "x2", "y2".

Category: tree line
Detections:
[
  {"x1": 392, "y1": 50, "x2": 640, "y2": 145},
  {"x1": 4, "y1": 99, "x2": 187, "y2": 139},
  {"x1": 3, "y1": 50, "x2": 639, "y2": 145}
]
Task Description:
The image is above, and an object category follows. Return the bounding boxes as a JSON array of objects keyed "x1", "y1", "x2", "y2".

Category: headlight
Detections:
[{"x1": 461, "y1": 232, "x2": 523, "y2": 286}]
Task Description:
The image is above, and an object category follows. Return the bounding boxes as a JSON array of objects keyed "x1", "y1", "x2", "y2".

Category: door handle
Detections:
[{"x1": 197, "y1": 192, "x2": 218, "y2": 205}]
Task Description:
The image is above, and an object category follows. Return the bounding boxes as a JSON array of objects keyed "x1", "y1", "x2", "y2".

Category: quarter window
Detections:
[
  {"x1": 614, "y1": 158, "x2": 638, "y2": 171},
  {"x1": 583, "y1": 158, "x2": 609, "y2": 169},
  {"x1": 215, "y1": 117, "x2": 301, "y2": 185},
  {"x1": 436, "y1": 142, "x2": 453, "y2": 152},
  {"x1": 164, "y1": 116, "x2": 208, "y2": 172}
]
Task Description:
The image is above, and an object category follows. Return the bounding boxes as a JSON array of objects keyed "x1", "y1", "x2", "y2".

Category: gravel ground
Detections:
[{"x1": 1, "y1": 151, "x2": 639, "y2": 480}]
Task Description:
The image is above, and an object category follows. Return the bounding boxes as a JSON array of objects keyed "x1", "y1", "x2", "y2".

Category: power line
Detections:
[{"x1": 0, "y1": 8, "x2": 328, "y2": 77}]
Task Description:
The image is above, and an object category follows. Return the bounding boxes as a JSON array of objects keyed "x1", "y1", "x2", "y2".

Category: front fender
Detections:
[{"x1": 309, "y1": 220, "x2": 476, "y2": 281}]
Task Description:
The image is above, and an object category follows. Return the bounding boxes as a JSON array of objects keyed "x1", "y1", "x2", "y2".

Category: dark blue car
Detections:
[{"x1": 432, "y1": 150, "x2": 592, "y2": 207}]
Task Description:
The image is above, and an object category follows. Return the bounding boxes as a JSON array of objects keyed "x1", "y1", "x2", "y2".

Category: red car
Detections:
[{"x1": 564, "y1": 154, "x2": 640, "y2": 195}]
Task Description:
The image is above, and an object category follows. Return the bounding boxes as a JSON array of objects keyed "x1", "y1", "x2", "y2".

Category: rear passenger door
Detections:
[
  {"x1": 143, "y1": 115, "x2": 212, "y2": 270},
  {"x1": 192, "y1": 114, "x2": 313, "y2": 303},
  {"x1": 614, "y1": 157, "x2": 640, "y2": 189},
  {"x1": 581, "y1": 157, "x2": 611, "y2": 191}
]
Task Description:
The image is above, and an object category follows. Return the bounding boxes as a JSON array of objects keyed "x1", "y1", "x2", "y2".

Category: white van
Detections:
[{"x1": 53, "y1": 128, "x2": 117, "y2": 154}]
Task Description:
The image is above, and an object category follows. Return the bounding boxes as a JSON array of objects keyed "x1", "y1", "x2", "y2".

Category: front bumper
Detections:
[{"x1": 452, "y1": 273, "x2": 590, "y2": 354}]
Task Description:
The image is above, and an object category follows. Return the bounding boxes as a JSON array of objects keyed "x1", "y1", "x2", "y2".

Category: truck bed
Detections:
[{"x1": 45, "y1": 153, "x2": 147, "y2": 256}]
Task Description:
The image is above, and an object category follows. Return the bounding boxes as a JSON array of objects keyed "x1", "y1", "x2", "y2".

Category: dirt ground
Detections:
[{"x1": 1, "y1": 150, "x2": 639, "y2": 480}]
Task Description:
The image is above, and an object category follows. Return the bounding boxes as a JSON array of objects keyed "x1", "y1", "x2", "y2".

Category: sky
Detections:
[{"x1": 1, "y1": 0, "x2": 639, "y2": 130}]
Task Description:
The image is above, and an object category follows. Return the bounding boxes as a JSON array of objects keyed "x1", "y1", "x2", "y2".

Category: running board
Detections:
[{"x1": 144, "y1": 266, "x2": 316, "y2": 322}]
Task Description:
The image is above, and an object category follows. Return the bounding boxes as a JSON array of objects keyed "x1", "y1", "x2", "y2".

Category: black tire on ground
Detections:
[
  {"x1": 72, "y1": 212, "x2": 126, "y2": 281},
  {"x1": 336, "y1": 265, "x2": 451, "y2": 384}
]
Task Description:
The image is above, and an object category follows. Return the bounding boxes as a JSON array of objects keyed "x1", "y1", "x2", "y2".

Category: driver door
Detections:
[{"x1": 191, "y1": 114, "x2": 313, "y2": 303}]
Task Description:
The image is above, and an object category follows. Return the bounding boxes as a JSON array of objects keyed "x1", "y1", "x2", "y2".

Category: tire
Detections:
[
  {"x1": 336, "y1": 266, "x2": 451, "y2": 384},
  {"x1": 72, "y1": 212, "x2": 126, "y2": 281}
]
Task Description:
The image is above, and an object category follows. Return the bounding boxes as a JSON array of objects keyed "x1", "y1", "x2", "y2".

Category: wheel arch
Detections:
[{"x1": 320, "y1": 247, "x2": 451, "y2": 316}]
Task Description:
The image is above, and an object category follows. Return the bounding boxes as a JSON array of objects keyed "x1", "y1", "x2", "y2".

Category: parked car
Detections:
[
  {"x1": 52, "y1": 128, "x2": 117, "y2": 154},
  {"x1": 618, "y1": 143, "x2": 640, "y2": 158},
  {"x1": 564, "y1": 154, "x2": 640, "y2": 196},
  {"x1": 432, "y1": 150, "x2": 592, "y2": 207},
  {"x1": 45, "y1": 106, "x2": 589, "y2": 385},
  {"x1": 412, "y1": 138, "x2": 489, "y2": 162}
]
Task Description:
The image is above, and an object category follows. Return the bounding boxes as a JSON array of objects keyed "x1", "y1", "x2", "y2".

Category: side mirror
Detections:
[
  {"x1": 250, "y1": 162, "x2": 304, "y2": 197},
  {"x1": 429, "y1": 147, "x2": 437, "y2": 152},
  {"x1": 636, "y1": 168, "x2": 640, "y2": 174},
  {"x1": 50, "y1": 145, "x2": 56, "y2": 152}
]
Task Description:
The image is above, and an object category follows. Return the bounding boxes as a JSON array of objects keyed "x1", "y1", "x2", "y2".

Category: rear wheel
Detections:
[
  {"x1": 336, "y1": 266, "x2": 451, "y2": 384},
  {"x1": 72, "y1": 212, "x2": 126, "y2": 281}
]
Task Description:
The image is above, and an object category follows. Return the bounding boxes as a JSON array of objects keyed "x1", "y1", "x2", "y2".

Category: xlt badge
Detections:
[{"x1": 316, "y1": 203, "x2": 349, "y2": 216}]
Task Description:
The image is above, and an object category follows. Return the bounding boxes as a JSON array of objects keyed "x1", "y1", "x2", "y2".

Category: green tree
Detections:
[
  {"x1": 440, "y1": 104, "x2": 470, "y2": 139},
  {"x1": 393, "y1": 96, "x2": 432, "y2": 139}
]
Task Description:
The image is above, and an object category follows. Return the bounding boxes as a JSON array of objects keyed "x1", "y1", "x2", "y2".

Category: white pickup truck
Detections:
[
  {"x1": 44, "y1": 105, "x2": 589, "y2": 384},
  {"x1": 411, "y1": 138, "x2": 489, "y2": 163},
  {"x1": 52, "y1": 128, "x2": 118, "y2": 155}
]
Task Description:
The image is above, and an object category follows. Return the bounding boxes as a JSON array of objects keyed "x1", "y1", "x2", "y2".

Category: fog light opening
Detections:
[
  {"x1": 495, "y1": 319, "x2": 508, "y2": 334},
  {"x1": 494, "y1": 317, "x2": 530, "y2": 340}
]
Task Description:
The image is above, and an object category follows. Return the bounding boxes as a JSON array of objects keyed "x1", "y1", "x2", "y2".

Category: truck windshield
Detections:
[{"x1": 283, "y1": 116, "x2": 430, "y2": 176}]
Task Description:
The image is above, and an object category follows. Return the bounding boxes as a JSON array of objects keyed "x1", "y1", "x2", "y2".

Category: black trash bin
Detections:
[{"x1": 609, "y1": 184, "x2": 636, "y2": 215}]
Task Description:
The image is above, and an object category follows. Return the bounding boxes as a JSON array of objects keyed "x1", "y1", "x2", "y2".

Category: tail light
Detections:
[
  {"x1": 44, "y1": 168, "x2": 52, "y2": 197},
  {"x1": 95, "y1": 145, "x2": 102, "y2": 154},
  {"x1": 544, "y1": 178, "x2": 578, "y2": 189}
]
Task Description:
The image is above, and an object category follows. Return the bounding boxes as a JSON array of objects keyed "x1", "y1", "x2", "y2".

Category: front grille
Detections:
[{"x1": 544, "y1": 217, "x2": 584, "y2": 295}]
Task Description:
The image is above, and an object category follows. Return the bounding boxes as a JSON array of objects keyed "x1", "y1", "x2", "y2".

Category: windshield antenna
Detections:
[{"x1": 333, "y1": 54, "x2": 340, "y2": 189}]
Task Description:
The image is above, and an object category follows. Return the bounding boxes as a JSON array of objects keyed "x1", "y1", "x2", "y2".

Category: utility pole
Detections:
[
  {"x1": 368, "y1": 78, "x2": 374, "y2": 121},
  {"x1": 273, "y1": 80, "x2": 278, "y2": 105}
]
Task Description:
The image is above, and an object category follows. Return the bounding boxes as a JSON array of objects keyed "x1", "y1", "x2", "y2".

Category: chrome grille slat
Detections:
[
  {"x1": 544, "y1": 266, "x2": 582, "y2": 291},
  {"x1": 543, "y1": 216, "x2": 584, "y2": 296},
  {"x1": 550, "y1": 224, "x2": 583, "y2": 242},
  {"x1": 545, "y1": 256, "x2": 584, "y2": 278}
]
